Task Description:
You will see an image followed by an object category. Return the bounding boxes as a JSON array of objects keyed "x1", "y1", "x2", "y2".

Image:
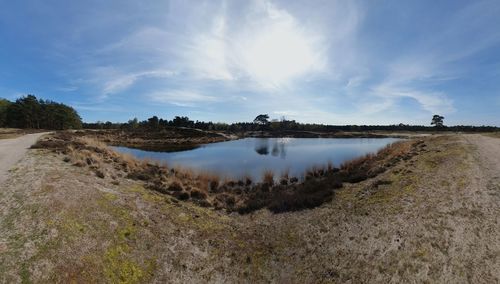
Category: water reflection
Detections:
[
  {"x1": 255, "y1": 138, "x2": 287, "y2": 158},
  {"x1": 254, "y1": 138, "x2": 269, "y2": 155},
  {"x1": 112, "y1": 137, "x2": 400, "y2": 180}
]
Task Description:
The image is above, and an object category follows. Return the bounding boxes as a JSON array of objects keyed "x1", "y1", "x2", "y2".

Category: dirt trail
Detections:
[
  {"x1": 464, "y1": 134, "x2": 500, "y2": 173},
  {"x1": 462, "y1": 134, "x2": 500, "y2": 212},
  {"x1": 0, "y1": 133, "x2": 48, "y2": 184}
]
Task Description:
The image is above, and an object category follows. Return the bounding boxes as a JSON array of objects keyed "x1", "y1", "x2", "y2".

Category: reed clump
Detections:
[{"x1": 262, "y1": 170, "x2": 274, "y2": 185}]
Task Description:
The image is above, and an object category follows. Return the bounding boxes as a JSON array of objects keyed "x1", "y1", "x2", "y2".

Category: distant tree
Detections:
[
  {"x1": 127, "y1": 118, "x2": 139, "y2": 129},
  {"x1": 159, "y1": 118, "x2": 169, "y2": 128},
  {"x1": 431, "y1": 115, "x2": 445, "y2": 127},
  {"x1": 171, "y1": 116, "x2": 193, "y2": 127},
  {"x1": 147, "y1": 116, "x2": 159, "y2": 129},
  {"x1": 0, "y1": 98, "x2": 11, "y2": 127},
  {"x1": 80, "y1": 112, "x2": 500, "y2": 133},
  {"x1": 253, "y1": 114, "x2": 269, "y2": 125}
]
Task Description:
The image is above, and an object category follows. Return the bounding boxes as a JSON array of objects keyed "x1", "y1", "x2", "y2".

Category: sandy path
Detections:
[
  {"x1": 0, "y1": 133, "x2": 48, "y2": 184},
  {"x1": 455, "y1": 134, "x2": 500, "y2": 281},
  {"x1": 465, "y1": 134, "x2": 500, "y2": 173},
  {"x1": 463, "y1": 134, "x2": 500, "y2": 205}
]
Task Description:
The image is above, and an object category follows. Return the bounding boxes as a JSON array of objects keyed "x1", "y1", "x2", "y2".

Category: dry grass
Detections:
[
  {"x1": 76, "y1": 136, "x2": 107, "y2": 148},
  {"x1": 484, "y1": 132, "x2": 500, "y2": 138},
  {"x1": 327, "y1": 161, "x2": 334, "y2": 172},
  {"x1": 262, "y1": 170, "x2": 275, "y2": 185},
  {"x1": 339, "y1": 140, "x2": 419, "y2": 183}
]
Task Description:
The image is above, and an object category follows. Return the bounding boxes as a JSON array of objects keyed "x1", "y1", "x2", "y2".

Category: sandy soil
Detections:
[
  {"x1": 0, "y1": 133, "x2": 49, "y2": 183},
  {"x1": 0, "y1": 134, "x2": 498, "y2": 283}
]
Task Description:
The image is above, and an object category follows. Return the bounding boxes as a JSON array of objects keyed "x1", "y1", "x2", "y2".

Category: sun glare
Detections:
[
  {"x1": 242, "y1": 24, "x2": 319, "y2": 87},
  {"x1": 187, "y1": 2, "x2": 324, "y2": 89}
]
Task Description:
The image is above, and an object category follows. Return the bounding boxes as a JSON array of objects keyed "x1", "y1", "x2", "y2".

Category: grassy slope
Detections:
[{"x1": 0, "y1": 134, "x2": 498, "y2": 282}]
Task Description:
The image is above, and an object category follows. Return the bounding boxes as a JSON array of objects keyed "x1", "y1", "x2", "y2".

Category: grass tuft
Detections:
[{"x1": 262, "y1": 170, "x2": 274, "y2": 185}]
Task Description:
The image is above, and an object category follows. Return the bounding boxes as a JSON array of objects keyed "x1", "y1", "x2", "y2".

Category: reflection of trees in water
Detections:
[
  {"x1": 255, "y1": 146, "x2": 269, "y2": 155},
  {"x1": 255, "y1": 138, "x2": 287, "y2": 158},
  {"x1": 254, "y1": 138, "x2": 269, "y2": 155}
]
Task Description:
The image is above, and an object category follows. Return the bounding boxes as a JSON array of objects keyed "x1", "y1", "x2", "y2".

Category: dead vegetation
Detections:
[
  {"x1": 484, "y1": 132, "x2": 500, "y2": 139},
  {"x1": 32, "y1": 131, "x2": 423, "y2": 214}
]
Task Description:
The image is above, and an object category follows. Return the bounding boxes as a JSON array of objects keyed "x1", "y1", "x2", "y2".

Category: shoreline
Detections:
[
  {"x1": 79, "y1": 128, "x2": 413, "y2": 152},
  {"x1": 32, "y1": 131, "x2": 421, "y2": 214}
]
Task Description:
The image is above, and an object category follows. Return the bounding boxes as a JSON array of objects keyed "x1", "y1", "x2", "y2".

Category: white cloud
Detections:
[
  {"x1": 357, "y1": 98, "x2": 395, "y2": 115},
  {"x1": 234, "y1": 2, "x2": 325, "y2": 88},
  {"x1": 148, "y1": 90, "x2": 217, "y2": 107},
  {"x1": 365, "y1": 55, "x2": 457, "y2": 115},
  {"x1": 273, "y1": 110, "x2": 299, "y2": 117},
  {"x1": 186, "y1": 21, "x2": 234, "y2": 81},
  {"x1": 96, "y1": 69, "x2": 176, "y2": 96},
  {"x1": 181, "y1": 0, "x2": 327, "y2": 89},
  {"x1": 371, "y1": 83, "x2": 455, "y2": 114},
  {"x1": 73, "y1": 104, "x2": 126, "y2": 112},
  {"x1": 97, "y1": 27, "x2": 171, "y2": 55}
]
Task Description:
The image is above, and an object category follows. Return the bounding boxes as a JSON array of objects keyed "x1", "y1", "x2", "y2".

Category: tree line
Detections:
[
  {"x1": 1, "y1": 95, "x2": 496, "y2": 133},
  {"x1": 82, "y1": 114, "x2": 500, "y2": 133},
  {"x1": 0, "y1": 95, "x2": 82, "y2": 130}
]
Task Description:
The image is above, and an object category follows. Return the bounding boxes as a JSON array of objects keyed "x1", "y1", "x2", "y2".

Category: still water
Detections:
[{"x1": 112, "y1": 138, "x2": 399, "y2": 180}]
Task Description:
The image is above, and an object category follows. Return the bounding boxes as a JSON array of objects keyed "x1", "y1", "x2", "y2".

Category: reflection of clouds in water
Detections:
[
  {"x1": 278, "y1": 137, "x2": 293, "y2": 144},
  {"x1": 271, "y1": 140, "x2": 287, "y2": 159},
  {"x1": 280, "y1": 140, "x2": 287, "y2": 158},
  {"x1": 271, "y1": 141, "x2": 279, "y2": 156}
]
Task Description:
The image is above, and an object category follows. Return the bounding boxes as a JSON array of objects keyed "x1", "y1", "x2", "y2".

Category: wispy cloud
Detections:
[
  {"x1": 371, "y1": 84, "x2": 455, "y2": 114},
  {"x1": 148, "y1": 90, "x2": 217, "y2": 107},
  {"x1": 365, "y1": 58, "x2": 456, "y2": 115},
  {"x1": 90, "y1": 68, "x2": 176, "y2": 97}
]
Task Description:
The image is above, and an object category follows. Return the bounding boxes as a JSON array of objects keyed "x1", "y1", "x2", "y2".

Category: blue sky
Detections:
[{"x1": 1, "y1": 0, "x2": 499, "y2": 125}]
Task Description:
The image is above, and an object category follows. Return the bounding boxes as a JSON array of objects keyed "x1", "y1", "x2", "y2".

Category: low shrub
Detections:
[
  {"x1": 95, "y1": 170, "x2": 105, "y2": 179},
  {"x1": 190, "y1": 189, "x2": 208, "y2": 200},
  {"x1": 168, "y1": 181, "x2": 183, "y2": 192},
  {"x1": 174, "y1": 191, "x2": 189, "y2": 200}
]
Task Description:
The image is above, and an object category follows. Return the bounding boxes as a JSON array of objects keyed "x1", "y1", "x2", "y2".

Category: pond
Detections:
[{"x1": 112, "y1": 137, "x2": 400, "y2": 181}]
